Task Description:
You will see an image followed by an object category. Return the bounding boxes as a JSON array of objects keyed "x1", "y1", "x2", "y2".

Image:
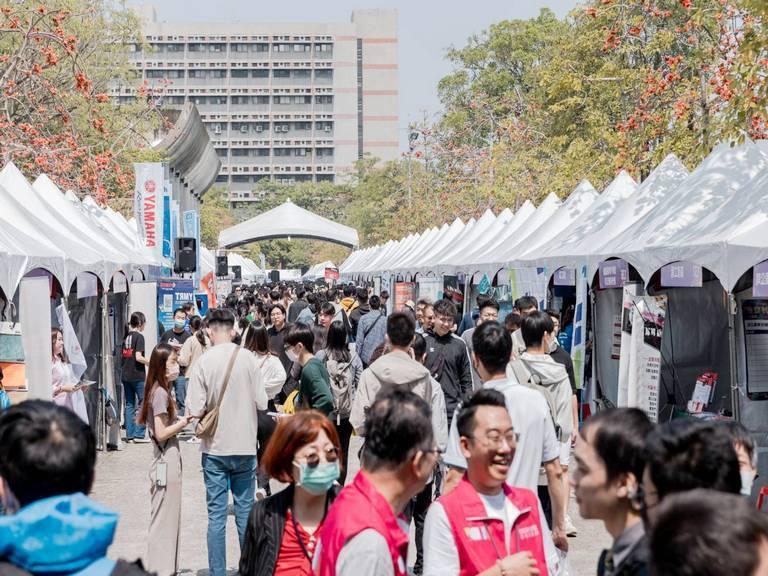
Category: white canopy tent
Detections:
[
  {"x1": 395, "y1": 218, "x2": 466, "y2": 274},
  {"x1": 219, "y1": 200, "x2": 359, "y2": 249}
]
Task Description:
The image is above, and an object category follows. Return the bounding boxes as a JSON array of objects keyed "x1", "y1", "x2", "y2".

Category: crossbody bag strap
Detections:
[
  {"x1": 363, "y1": 313, "x2": 383, "y2": 339},
  {"x1": 213, "y1": 346, "x2": 240, "y2": 411}
]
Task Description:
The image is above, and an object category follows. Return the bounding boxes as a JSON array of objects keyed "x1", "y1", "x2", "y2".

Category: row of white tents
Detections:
[
  {"x1": 338, "y1": 140, "x2": 768, "y2": 439},
  {"x1": 0, "y1": 161, "x2": 160, "y2": 300},
  {"x1": 340, "y1": 140, "x2": 768, "y2": 292}
]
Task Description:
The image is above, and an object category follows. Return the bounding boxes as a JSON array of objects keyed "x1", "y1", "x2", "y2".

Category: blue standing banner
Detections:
[{"x1": 157, "y1": 278, "x2": 195, "y2": 335}]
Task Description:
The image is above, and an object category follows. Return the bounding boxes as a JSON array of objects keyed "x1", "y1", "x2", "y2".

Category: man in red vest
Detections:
[
  {"x1": 423, "y1": 388, "x2": 548, "y2": 576},
  {"x1": 314, "y1": 387, "x2": 439, "y2": 576}
]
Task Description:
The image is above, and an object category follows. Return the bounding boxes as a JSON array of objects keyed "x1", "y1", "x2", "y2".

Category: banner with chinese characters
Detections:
[{"x1": 619, "y1": 293, "x2": 667, "y2": 422}]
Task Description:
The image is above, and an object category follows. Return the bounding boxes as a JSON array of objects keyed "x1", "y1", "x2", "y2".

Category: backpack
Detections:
[
  {"x1": 509, "y1": 359, "x2": 562, "y2": 441},
  {"x1": 326, "y1": 354, "x2": 356, "y2": 425}
]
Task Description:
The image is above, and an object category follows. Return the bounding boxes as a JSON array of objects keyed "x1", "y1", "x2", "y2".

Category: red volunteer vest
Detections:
[
  {"x1": 439, "y1": 476, "x2": 548, "y2": 576},
  {"x1": 316, "y1": 472, "x2": 409, "y2": 576}
]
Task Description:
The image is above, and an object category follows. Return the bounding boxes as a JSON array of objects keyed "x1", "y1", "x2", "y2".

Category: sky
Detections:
[{"x1": 128, "y1": 0, "x2": 581, "y2": 149}]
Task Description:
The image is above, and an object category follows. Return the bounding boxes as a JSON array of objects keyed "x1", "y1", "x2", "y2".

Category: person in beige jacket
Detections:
[{"x1": 177, "y1": 316, "x2": 210, "y2": 378}]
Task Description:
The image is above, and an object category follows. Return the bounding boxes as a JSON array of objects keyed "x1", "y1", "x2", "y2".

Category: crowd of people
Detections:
[{"x1": 0, "y1": 281, "x2": 766, "y2": 576}]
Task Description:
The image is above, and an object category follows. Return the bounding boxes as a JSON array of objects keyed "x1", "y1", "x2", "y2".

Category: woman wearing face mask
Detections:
[
  {"x1": 723, "y1": 420, "x2": 759, "y2": 497},
  {"x1": 137, "y1": 343, "x2": 192, "y2": 576},
  {"x1": 239, "y1": 410, "x2": 342, "y2": 576},
  {"x1": 268, "y1": 303, "x2": 296, "y2": 399}
]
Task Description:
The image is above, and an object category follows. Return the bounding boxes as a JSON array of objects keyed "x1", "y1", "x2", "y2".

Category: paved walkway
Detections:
[{"x1": 92, "y1": 437, "x2": 610, "y2": 575}]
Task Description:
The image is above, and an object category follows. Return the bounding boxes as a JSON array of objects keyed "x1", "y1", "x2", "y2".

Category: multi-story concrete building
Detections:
[{"x1": 117, "y1": 6, "x2": 399, "y2": 203}]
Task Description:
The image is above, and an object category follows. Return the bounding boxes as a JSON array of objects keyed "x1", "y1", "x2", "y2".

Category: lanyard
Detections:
[{"x1": 291, "y1": 493, "x2": 330, "y2": 562}]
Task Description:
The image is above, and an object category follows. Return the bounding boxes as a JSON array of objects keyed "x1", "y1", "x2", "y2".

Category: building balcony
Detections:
[
  {"x1": 271, "y1": 77, "x2": 312, "y2": 87},
  {"x1": 313, "y1": 51, "x2": 333, "y2": 60},
  {"x1": 228, "y1": 155, "x2": 271, "y2": 165},
  {"x1": 313, "y1": 103, "x2": 334, "y2": 113},
  {"x1": 272, "y1": 156, "x2": 311, "y2": 165},
  {"x1": 272, "y1": 104, "x2": 313, "y2": 113}
]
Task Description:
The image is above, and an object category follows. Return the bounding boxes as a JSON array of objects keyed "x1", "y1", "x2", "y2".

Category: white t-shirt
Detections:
[
  {"x1": 423, "y1": 491, "x2": 519, "y2": 576},
  {"x1": 443, "y1": 376, "x2": 559, "y2": 491}
]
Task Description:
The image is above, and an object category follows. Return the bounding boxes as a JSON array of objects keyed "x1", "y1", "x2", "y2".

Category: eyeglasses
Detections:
[
  {"x1": 471, "y1": 430, "x2": 519, "y2": 448},
  {"x1": 298, "y1": 447, "x2": 339, "y2": 468}
]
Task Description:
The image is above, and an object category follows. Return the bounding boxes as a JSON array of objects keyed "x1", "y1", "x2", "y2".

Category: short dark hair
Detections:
[
  {"x1": 129, "y1": 311, "x2": 146, "y2": 328},
  {"x1": 326, "y1": 288, "x2": 339, "y2": 301},
  {"x1": 514, "y1": 296, "x2": 538, "y2": 313},
  {"x1": 0, "y1": 400, "x2": 96, "y2": 506},
  {"x1": 387, "y1": 312, "x2": 415, "y2": 347},
  {"x1": 173, "y1": 307, "x2": 186, "y2": 318},
  {"x1": 722, "y1": 420, "x2": 756, "y2": 463},
  {"x1": 319, "y1": 302, "x2": 336, "y2": 317},
  {"x1": 650, "y1": 489, "x2": 768, "y2": 576},
  {"x1": 356, "y1": 287, "x2": 369, "y2": 302},
  {"x1": 207, "y1": 307, "x2": 235, "y2": 328},
  {"x1": 363, "y1": 387, "x2": 433, "y2": 472},
  {"x1": 472, "y1": 321, "x2": 511, "y2": 375},
  {"x1": 297, "y1": 287, "x2": 306, "y2": 299},
  {"x1": 456, "y1": 388, "x2": 507, "y2": 439},
  {"x1": 269, "y1": 289, "x2": 281, "y2": 302},
  {"x1": 369, "y1": 295, "x2": 381, "y2": 310},
  {"x1": 343, "y1": 284, "x2": 355, "y2": 297},
  {"x1": 285, "y1": 322, "x2": 314, "y2": 351},
  {"x1": 411, "y1": 332, "x2": 427, "y2": 360},
  {"x1": 581, "y1": 408, "x2": 652, "y2": 482},
  {"x1": 520, "y1": 310, "x2": 554, "y2": 349},
  {"x1": 380, "y1": 290, "x2": 389, "y2": 299},
  {"x1": 433, "y1": 298, "x2": 457, "y2": 319},
  {"x1": 269, "y1": 303, "x2": 287, "y2": 318},
  {"x1": 645, "y1": 420, "x2": 741, "y2": 500},
  {"x1": 504, "y1": 312, "x2": 521, "y2": 332},
  {"x1": 478, "y1": 296, "x2": 500, "y2": 312}
]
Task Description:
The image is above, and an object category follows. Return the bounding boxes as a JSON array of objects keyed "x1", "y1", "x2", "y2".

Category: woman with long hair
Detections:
[
  {"x1": 244, "y1": 320, "x2": 287, "y2": 496},
  {"x1": 315, "y1": 320, "x2": 362, "y2": 484},
  {"x1": 51, "y1": 327, "x2": 89, "y2": 424},
  {"x1": 137, "y1": 343, "x2": 190, "y2": 576},
  {"x1": 121, "y1": 311, "x2": 148, "y2": 442},
  {"x1": 239, "y1": 410, "x2": 342, "y2": 576}
]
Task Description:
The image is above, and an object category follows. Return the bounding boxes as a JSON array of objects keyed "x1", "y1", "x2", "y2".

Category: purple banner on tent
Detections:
[
  {"x1": 553, "y1": 268, "x2": 576, "y2": 287},
  {"x1": 754, "y1": 261, "x2": 768, "y2": 297},
  {"x1": 660, "y1": 261, "x2": 703, "y2": 288},
  {"x1": 599, "y1": 260, "x2": 629, "y2": 289}
]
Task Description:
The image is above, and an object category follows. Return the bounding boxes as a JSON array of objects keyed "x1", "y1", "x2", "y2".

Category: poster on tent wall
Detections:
[
  {"x1": 571, "y1": 266, "x2": 588, "y2": 391},
  {"x1": 200, "y1": 272, "x2": 217, "y2": 309},
  {"x1": 509, "y1": 268, "x2": 548, "y2": 310},
  {"x1": 741, "y1": 299, "x2": 768, "y2": 398},
  {"x1": 133, "y1": 163, "x2": 164, "y2": 262},
  {"x1": 443, "y1": 275, "x2": 465, "y2": 307},
  {"x1": 156, "y1": 278, "x2": 194, "y2": 335},
  {"x1": 393, "y1": 282, "x2": 416, "y2": 312},
  {"x1": 620, "y1": 294, "x2": 667, "y2": 422},
  {"x1": 617, "y1": 284, "x2": 643, "y2": 407},
  {"x1": 418, "y1": 277, "x2": 442, "y2": 303}
]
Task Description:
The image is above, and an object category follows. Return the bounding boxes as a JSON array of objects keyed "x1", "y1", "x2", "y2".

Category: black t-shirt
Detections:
[
  {"x1": 121, "y1": 331, "x2": 146, "y2": 382},
  {"x1": 160, "y1": 329, "x2": 191, "y2": 376}
]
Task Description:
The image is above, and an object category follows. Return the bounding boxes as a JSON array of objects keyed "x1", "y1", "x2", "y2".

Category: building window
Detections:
[
  {"x1": 294, "y1": 69, "x2": 311, "y2": 79},
  {"x1": 273, "y1": 44, "x2": 291, "y2": 52},
  {"x1": 314, "y1": 69, "x2": 333, "y2": 80},
  {"x1": 273, "y1": 69, "x2": 290, "y2": 78},
  {"x1": 231, "y1": 148, "x2": 250, "y2": 156},
  {"x1": 273, "y1": 148, "x2": 290, "y2": 156},
  {"x1": 315, "y1": 95, "x2": 333, "y2": 104},
  {"x1": 215, "y1": 148, "x2": 228, "y2": 157},
  {"x1": 316, "y1": 148, "x2": 334, "y2": 157},
  {"x1": 315, "y1": 121, "x2": 333, "y2": 132},
  {"x1": 215, "y1": 174, "x2": 229, "y2": 183},
  {"x1": 253, "y1": 69, "x2": 269, "y2": 78},
  {"x1": 231, "y1": 69, "x2": 249, "y2": 78},
  {"x1": 256, "y1": 148, "x2": 270, "y2": 156}
]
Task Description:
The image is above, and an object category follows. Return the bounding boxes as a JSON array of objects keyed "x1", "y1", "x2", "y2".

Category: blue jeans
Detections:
[
  {"x1": 122, "y1": 380, "x2": 145, "y2": 439},
  {"x1": 202, "y1": 454, "x2": 256, "y2": 576},
  {"x1": 173, "y1": 376, "x2": 187, "y2": 414}
]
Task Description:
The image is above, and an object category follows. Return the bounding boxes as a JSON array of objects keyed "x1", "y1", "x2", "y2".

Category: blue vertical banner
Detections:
[
  {"x1": 162, "y1": 186, "x2": 172, "y2": 261},
  {"x1": 183, "y1": 210, "x2": 201, "y2": 289}
]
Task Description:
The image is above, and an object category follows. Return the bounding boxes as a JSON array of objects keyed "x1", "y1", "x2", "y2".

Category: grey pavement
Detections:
[{"x1": 92, "y1": 436, "x2": 611, "y2": 575}]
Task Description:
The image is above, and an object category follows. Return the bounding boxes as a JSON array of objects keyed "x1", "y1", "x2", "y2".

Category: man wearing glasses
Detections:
[
  {"x1": 423, "y1": 388, "x2": 549, "y2": 576},
  {"x1": 443, "y1": 321, "x2": 569, "y2": 554},
  {"x1": 424, "y1": 299, "x2": 473, "y2": 425}
]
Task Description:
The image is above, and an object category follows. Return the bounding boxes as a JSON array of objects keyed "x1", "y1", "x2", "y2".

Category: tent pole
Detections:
[{"x1": 727, "y1": 292, "x2": 741, "y2": 422}]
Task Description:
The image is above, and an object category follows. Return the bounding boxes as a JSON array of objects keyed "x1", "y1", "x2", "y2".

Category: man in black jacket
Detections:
[
  {"x1": 424, "y1": 298, "x2": 472, "y2": 424},
  {"x1": 348, "y1": 287, "x2": 371, "y2": 342}
]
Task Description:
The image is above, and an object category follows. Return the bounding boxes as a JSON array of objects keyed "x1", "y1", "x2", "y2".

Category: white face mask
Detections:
[{"x1": 741, "y1": 470, "x2": 756, "y2": 496}]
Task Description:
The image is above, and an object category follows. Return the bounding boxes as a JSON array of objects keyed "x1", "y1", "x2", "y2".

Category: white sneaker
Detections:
[{"x1": 565, "y1": 515, "x2": 578, "y2": 537}]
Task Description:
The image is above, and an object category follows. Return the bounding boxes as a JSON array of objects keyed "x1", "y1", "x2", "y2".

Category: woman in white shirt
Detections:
[
  {"x1": 51, "y1": 328, "x2": 89, "y2": 424},
  {"x1": 177, "y1": 315, "x2": 210, "y2": 378},
  {"x1": 244, "y1": 320, "x2": 287, "y2": 497}
]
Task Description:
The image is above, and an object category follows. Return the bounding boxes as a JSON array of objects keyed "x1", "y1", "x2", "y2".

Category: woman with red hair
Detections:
[{"x1": 239, "y1": 410, "x2": 342, "y2": 576}]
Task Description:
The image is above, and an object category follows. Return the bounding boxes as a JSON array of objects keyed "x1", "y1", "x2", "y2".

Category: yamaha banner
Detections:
[{"x1": 133, "y1": 163, "x2": 165, "y2": 262}]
